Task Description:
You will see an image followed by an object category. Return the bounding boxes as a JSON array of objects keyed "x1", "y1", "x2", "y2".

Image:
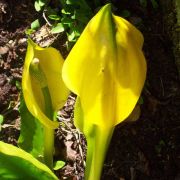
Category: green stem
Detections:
[
  {"x1": 44, "y1": 126, "x2": 54, "y2": 169},
  {"x1": 85, "y1": 126, "x2": 114, "y2": 180},
  {"x1": 85, "y1": 125, "x2": 96, "y2": 179},
  {"x1": 42, "y1": 86, "x2": 54, "y2": 170},
  {"x1": 30, "y1": 58, "x2": 55, "y2": 170}
]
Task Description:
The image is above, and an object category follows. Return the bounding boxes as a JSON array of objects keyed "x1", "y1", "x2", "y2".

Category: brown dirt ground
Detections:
[{"x1": 0, "y1": 0, "x2": 179, "y2": 180}]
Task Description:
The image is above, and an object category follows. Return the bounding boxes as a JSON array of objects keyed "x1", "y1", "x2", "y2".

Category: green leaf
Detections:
[
  {"x1": 48, "y1": 14, "x2": 61, "y2": 21},
  {"x1": 34, "y1": 0, "x2": 47, "y2": 12},
  {"x1": 18, "y1": 95, "x2": 44, "y2": 160},
  {"x1": 66, "y1": 0, "x2": 74, "y2": 5},
  {"x1": 61, "y1": 9, "x2": 71, "y2": 15},
  {"x1": 38, "y1": 0, "x2": 46, "y2": 6},
  {"x1": 0, "y1": 141, "x2": 58, "y2": 180},
  {"x1": 0, "y1": 115, "x2": 4, "y2": 124},
  {"x1": 34, "y1": 1, "x2": 41, "y2": 12},
  {"x1": 51, "y1": 23, "x2": 65, "y2": 34},
  {"x1": 61, "y1": 17, "x2": 74, "y2": 25},
  {"x1": 67, "y1": 30, "x2": 76, "y2": 41},
  {"x1": 53, "y1": 160, "x2": 65, "y2": 170},
  {"x1": 15, "y1": 80, "x2": 21, "y2": 90},
  {"x1": 31, "y1": 19, "x2": 40, "y2": 30},
  {"x1": 0, "y1": 115, "x2": 4, "y2": 131},
  {"x1": 65, "y1": 41, "x2": 74, "y2": 51},
  {"x1": 25, "y1": 28, "x2": 35, "y2": 35}
]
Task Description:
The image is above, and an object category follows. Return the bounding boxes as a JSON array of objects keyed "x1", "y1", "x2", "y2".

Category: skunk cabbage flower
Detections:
[
  {"x1": 63, "y1": 4, "x2": 146, "y2": 127},
  {"x1": 63, "y1": 3, "x2": 146, "y2": 180},
  {"x1": 22, "y1": 39, "x2": 69, "y2": 129}
]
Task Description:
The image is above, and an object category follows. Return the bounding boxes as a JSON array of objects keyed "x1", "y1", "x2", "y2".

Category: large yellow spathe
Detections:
[
  {"x1": 22, "y1": 39, "x2": 69, "y2": 129},
  {"x1": 62, "y1": 4, "x2": 147, "y2": 129},
  {"x1": 63, "y1": 4, "x2": 147, "y2": 180}
]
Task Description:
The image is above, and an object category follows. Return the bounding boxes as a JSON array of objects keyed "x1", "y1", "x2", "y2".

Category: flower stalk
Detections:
[
  {"x1": 22, "y1": 39, "x2": 69, "y2": 170},
  {"x1": 30, "y1": 57, "x2": 55, "y2": 169},
  {"x1": 85, "y1": 126, "x2": 114, "y2": 180}
]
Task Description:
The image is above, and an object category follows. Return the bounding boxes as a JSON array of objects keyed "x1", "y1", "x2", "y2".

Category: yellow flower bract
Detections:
[
  {"x1": 62, "y1": 4, "x2": 147, "y2": 130},
  {"x1": 22, "y1": 39, "x2": 69, "y2": 129}
]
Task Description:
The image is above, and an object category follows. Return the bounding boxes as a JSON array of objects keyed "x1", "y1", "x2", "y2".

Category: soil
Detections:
[{"x1": 0, "y1": 0, "x2": 179, "y2": 180}]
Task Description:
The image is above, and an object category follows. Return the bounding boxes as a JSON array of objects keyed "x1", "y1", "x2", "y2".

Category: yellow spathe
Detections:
[
  {"x1": 62, "y1": 4, "x2": 147, "y2": 129},
  {"x1": 22, "y1": 39, "x2": 69, "y2": 129}
]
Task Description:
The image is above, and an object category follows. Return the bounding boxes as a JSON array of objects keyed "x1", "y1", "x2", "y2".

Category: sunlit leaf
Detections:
[
  {"x1": 48, "y1": 14, "x2": 61, "y2": 21},
  {"x1": 53, "y1": 160, "x2": 65, "y2": 170},
  {"x1": 0, "y1": 141, "x2": 58, "y2": 179},
  {"x1": 18, "y1": 95, "x2": 44, "y2": 160},
  {"x1": 51, "y1": 23, "x2": 65, "y2": 34},
  {"x1": 0, "y1": 115, "x2": 4, "y2": 131},
  {"x1": 31, "y1": 19, "x2": 40, "y2": 30}
]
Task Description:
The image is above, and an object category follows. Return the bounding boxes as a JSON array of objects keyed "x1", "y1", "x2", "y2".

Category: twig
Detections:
[{"x1": 43, "y1": 10, "x2": 52, "y2": 27}]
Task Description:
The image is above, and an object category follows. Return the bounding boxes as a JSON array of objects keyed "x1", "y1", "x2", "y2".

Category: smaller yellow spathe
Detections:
[{"x1": 22, "y1": 39, "x2": 69, "y2": 129}]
